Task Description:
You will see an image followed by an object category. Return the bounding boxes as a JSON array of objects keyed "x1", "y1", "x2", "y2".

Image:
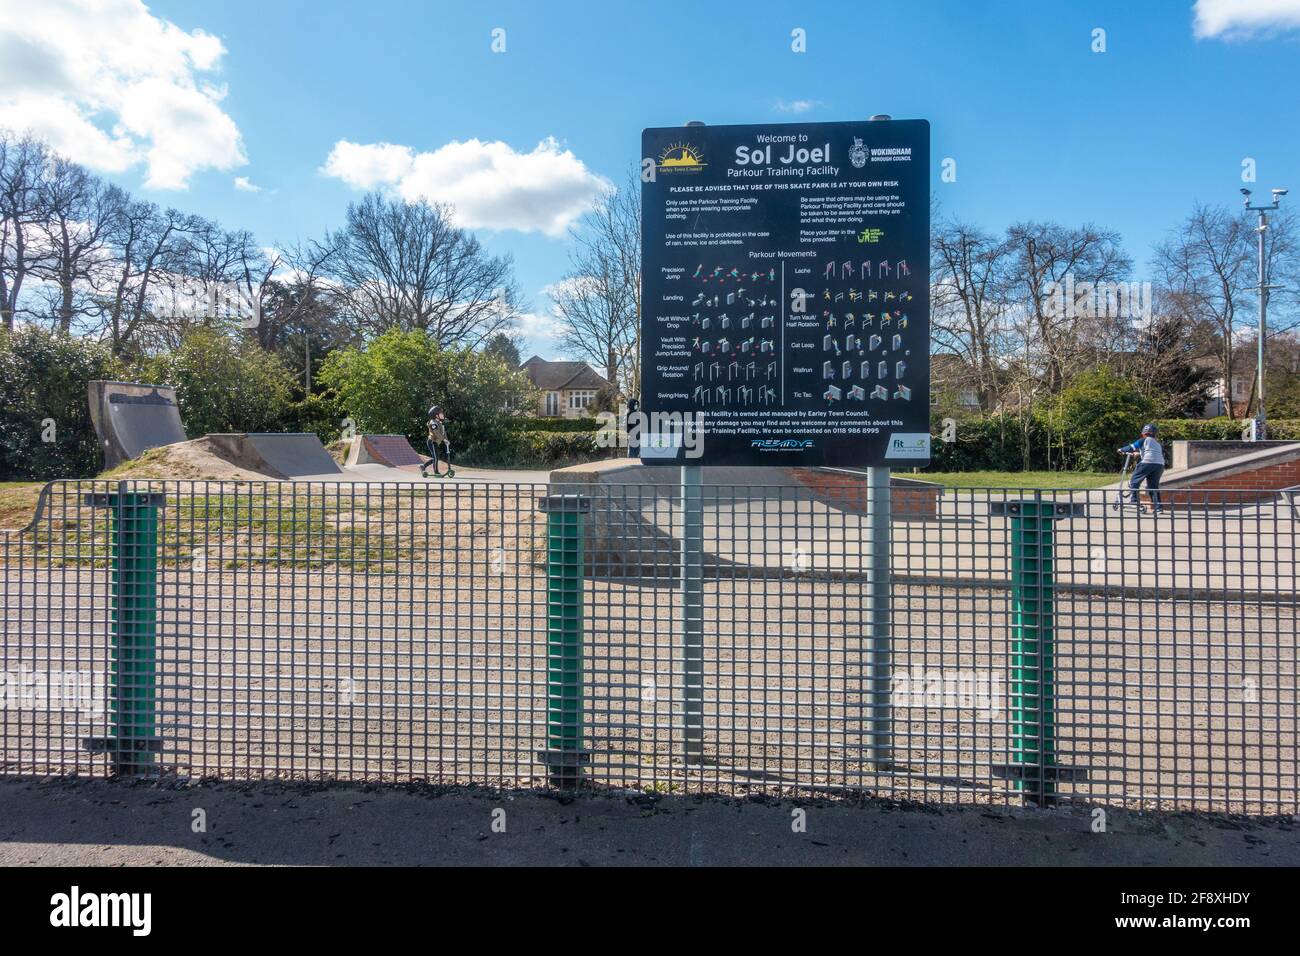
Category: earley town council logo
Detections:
[{"x1": 657, "y1": 142, "x2": 706, "y2": 173}]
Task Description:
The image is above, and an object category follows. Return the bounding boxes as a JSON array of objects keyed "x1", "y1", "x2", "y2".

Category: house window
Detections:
[
  {"x1": 569, "y1": 390, "x2": 595, "y2": 411},
  {"x1": 544, "y1": 392, "x2": 559, "y2": 416}
]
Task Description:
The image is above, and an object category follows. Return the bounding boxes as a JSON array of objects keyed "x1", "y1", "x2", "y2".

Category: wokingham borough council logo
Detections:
[{"x1": 849, "y1": 137, "x2": 867, "y2": 169}]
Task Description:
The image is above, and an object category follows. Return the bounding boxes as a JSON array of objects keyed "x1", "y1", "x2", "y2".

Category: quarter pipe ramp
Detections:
[
  {"x1": 345, "y1": 434, "x2": 425, "y2": 470},
  {"x1": 88, "y1": 380, "x2": 188, "y2": 470}
]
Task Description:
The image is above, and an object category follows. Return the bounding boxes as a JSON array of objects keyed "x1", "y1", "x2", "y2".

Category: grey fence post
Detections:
[
  {"x1": 867, "y1": 466, "x2": 893, "y2": 768},
  {"x1": 681, "y1": 463, "x2": 704, "y2": 763}
]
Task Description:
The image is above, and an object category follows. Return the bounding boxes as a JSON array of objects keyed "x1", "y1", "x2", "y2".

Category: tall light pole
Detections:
[{"x1": 1241, "y1": 186, "x2": 1288, "y2": 439}]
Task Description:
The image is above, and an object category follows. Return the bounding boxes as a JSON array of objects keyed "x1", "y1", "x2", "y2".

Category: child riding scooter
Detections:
[
  {"x1": 1116, "y1": 423, "x2": 1165, "y2": 515},
  {"x1": 420, "y1": 405, "x2": 455, "y2": 478}
]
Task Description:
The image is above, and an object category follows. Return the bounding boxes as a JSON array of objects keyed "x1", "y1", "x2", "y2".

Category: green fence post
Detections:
[
  {"x1": 84, "y1": 484, "x2": 166, "y2": 775},
  {"x1": 535, "y1": 494, "x2": 590, "y2": 788},
  {"x1": 992, "y1": 496, "x2": 1085, "y2": 806}
]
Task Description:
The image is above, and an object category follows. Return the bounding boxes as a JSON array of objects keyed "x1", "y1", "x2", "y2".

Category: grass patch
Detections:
[
  {"x1": 2, "y1": 482, "x2": 545, "y2": 572},
  {"x1": 0, "y1": 482, "x2": 46, "y2": 530},
  {"x1": 917, "y1": 470, "x2": 1117, "y2": 490}
]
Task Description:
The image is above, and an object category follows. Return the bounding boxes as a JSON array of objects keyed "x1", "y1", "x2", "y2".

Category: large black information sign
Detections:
[{"x1": 639, "y1": 119, "x2": 930, "y2": 466}]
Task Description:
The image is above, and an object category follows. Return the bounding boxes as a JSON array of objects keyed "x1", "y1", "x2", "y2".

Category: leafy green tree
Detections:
[
  {"x1": 483, "y1": 332, "x2": 522, "y2": 369},
  {"x1": 137, "y1": 327, "x2": 296, "y2": 437},
  {"x1": 1047, "y1": 368, "x2": 1154, "y2": 471},
  {"x1": 0, "y1": 326, "x2": 121, "y2": 479},
  {"x1": 318, "y1": 329, "x2": 536, "y2": 464}
]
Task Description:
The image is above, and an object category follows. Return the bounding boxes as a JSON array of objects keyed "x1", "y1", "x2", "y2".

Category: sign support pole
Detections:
[
  {"x1": 680, "y1": 463, "x2": 705, "y2": 764},
  {"x1": 866, "y1": 466, "x2": 893, "y2": 768}
]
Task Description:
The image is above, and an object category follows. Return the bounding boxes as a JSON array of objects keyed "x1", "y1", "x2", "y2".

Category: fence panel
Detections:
[{"x1": 1, "y1": 478, "x2": 1294, "y2": 814}]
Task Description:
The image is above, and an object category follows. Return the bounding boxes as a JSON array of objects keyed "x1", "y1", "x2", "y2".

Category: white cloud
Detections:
[
  {"x1": 0, "y1": 0, "x2": 246, "y2": 189},
  {"x1": 233, "y1": 175, "x2": 261, "y2": 193},
  {"x1": 1194, "y1": 0, "x2": 1300, "y2": 38},
  {"x1": 515, "y1": 304, "x2": 566, "y2": 353},
  {"x1": 320, "y1": 137, "x2": 609, "y2": 236},
  {"x1": 774, "y1": 98, "x2": 823, "y2": 114}
]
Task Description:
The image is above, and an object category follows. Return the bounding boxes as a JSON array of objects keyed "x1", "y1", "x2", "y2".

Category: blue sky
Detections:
[{"x1": 4, "y1": 0, "x2": 1299, "y2": 358}]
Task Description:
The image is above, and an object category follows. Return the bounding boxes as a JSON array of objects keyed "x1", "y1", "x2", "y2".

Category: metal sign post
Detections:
[
  {"x1": 680, "y1": 464, "x2": 704, "y2": 763},
  {"x1": 866, "y1": 465, "x2": 892, "y2": 768}
]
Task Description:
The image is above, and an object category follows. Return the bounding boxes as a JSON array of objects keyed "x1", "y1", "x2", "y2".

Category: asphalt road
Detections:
[{"x1": 1, "y1": 777, "x2": 1296, "y2": 866}]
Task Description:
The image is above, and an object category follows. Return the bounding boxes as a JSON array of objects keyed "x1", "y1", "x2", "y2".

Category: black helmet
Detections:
[{"x1": 428, "y1": 405, "x2": 442, "y2": 418}]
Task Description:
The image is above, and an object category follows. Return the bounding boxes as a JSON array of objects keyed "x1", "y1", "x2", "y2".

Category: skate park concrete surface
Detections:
[
  {"x1": 549, "y1": 459, "x2": 1299, "y2": 597},
  {"x1": 298, "y1": 462, "x2": 553, "y2": 484},
  {"x1": 2, "y1": 777, "x2": 1296, "y2": 866}
]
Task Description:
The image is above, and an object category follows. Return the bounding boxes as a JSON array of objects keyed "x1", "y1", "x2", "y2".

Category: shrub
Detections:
[
  {"x1": 317, "y1": 329, "x2": 536, "y2": 464},
  {"x1": 499, "y1": 430, "x2": 601, "y2": 469},
  {"x1": 137, "y1": 328, "x2": 297, "y2": 437},
  {"x1": 508, "y1": 416, "x2": 599, "y2": 433},
  {"x1": 1152, "y1": 417, "x2": 1300, "y2": 442},
  {"x1": 924, "y1": 412, "x2": 1050, "y2": 473},
  {"x1": 0, "y1": 327, "x2": 123, "y2": 480},
  {"x1": 290, "y1": 391, "x2": 348, "y2": 445},
  {"x1": 1045, "y1": 369, "x2": 1154, "y2": 471}
]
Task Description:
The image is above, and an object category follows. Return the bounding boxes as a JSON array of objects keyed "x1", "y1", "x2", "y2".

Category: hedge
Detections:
[
  {"x1": 507, "y1": 416, "x2": 599, "y2": 433},
  {"x1": 921, "y1": 414, "x2": 1300, "y2": 474},
  {"x1": 477, "y1": 429, "x2": 601, "y2": 469},
  {"x1": 1153, "y1": 418, "x2": 1300, "y2": 442}
]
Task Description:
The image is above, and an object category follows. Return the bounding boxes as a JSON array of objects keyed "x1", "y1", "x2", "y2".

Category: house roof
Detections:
[{"x1": 521, "y1": 356, "x2": 611, "y2": 391}]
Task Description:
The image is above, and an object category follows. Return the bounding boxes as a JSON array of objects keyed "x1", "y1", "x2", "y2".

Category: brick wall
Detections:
[
  {"x1": 787, "y1": 468, "x2": 939, "y2": 518},
  {"x1": 1152, "y1": 453, "x2": 1300, "y2": 509}
]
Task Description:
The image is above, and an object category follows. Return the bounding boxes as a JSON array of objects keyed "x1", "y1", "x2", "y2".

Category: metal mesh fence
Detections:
[{"x1": 2, "y1": 478, "x2": 1295, "y2": 814}]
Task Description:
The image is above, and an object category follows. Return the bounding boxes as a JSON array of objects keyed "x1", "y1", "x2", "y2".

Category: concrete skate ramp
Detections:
[
  {"x1": 205, "y1": 433, "x2": 342, "y2": 479},
  {"x1": 345, "y1": 434, "x2": 424, "y2": 470},
  {"x1": 548, "y1": 459, "x2": 940, "y2": 575},
  {"x1": 88, "y1": 380, "x2": 188, "y2": 470}
]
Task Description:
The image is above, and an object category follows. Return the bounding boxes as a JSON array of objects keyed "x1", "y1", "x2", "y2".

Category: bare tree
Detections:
[
  {"x1": 322, "y1": 192, "x2": 518, "y2": 346},
  {"x1": 930, "y1": 217, "x2": 1014, "y2": 409},
  {"x1": 1005, "y1": 221, "x2": 1133, "y2": 395},
  {"x1": 1153, "y1": 204, "x2": 1254, "y2": 418},
  {"x1": 149, "y1": 220, "x2": 274, "y2": 348},
  {"x1": 32, "y1": 159, "x2": 124, "y2": 334},
  {"x1": 94, "y1": 201, "x2": 193, "y2": 356},
  {"x1": 255, "y1": 241, "x2": 352, "y2": 393},
  {"x1": 551, "y1": 171, "x2": 640, "y2": 394},
  {"x1": 0, "y1": 134, "x2": 50, "y2": 330}
]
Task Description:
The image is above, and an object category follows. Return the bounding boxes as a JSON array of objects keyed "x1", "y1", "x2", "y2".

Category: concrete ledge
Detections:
[
  {"x1": 790, "y1": 467, "x2": 941, "y2": 519},
  {"x1": 1172, "y1": 439, "x2": 1296, "y2": 471}
]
